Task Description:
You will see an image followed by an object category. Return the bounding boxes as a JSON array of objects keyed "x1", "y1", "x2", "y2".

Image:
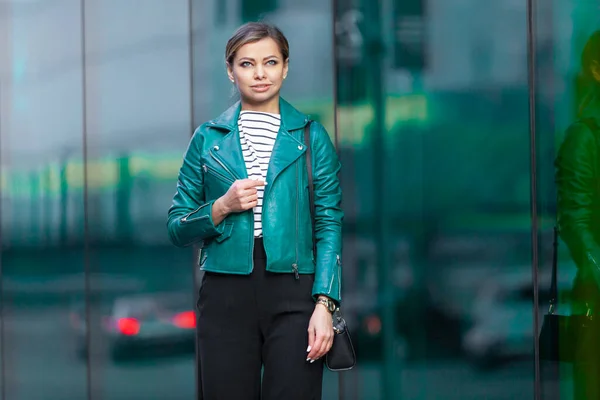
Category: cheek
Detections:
[
  {"x1": 268, "y1": 69, "x2": 285, "y2": 83},
  {"x1": 234, "y1": 70, "x2": 254, "y2": 85}
]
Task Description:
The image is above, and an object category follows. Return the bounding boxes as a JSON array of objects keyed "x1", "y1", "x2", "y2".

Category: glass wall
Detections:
[
  {"x1": 1, "y1": 1, "x2": 88, "y2": 399},
  {"x1": 537, "y1": 1, "x2": 600, "y2": 400},
  {"x1": 337, "y1": 0, "x2": 536, "y2": 399},
  {"x1": 1, "y1": 1, "x2": 197, "y2": 399},
  {"x1": 0, "y1": 0, "x2": 588, "y2": 399}
]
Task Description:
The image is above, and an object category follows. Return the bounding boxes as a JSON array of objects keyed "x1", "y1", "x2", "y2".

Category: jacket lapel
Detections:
[
  {"x1": 210, "y1": 128, "x2": 248, "y2": 180},
  {"x1": 207, "y1": 98, "x2": 310, "y2": 184},
  {"x1": 266, "y1": 129, "x2": 306, "y2": 187}
]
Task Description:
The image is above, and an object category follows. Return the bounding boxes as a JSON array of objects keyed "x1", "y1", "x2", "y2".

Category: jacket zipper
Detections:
[
  {"x1": 337, "y1": 254, "x2": 342, "y2": 300},
  {"x1": 209, "y1": 149, "x2": 237, "y2": 181},
  {"x1": 292, "y1": 160, "x2": 300, "y2": 280},
  {"x1": 203, "y1": 164, "x2": 234, "y2": 184}
]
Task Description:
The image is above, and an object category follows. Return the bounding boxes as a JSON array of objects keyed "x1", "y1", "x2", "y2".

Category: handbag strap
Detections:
[
  {"x1": 549, "y1": 226, "x2": 558, "y2": 313},
  {"x1": 304, "y1": 121, "x2": 317, "y2": 258}
]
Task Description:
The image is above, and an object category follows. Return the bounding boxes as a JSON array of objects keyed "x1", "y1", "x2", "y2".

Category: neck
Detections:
[{"x1": 241, "y1": 96, "x2": 280, "y2": 114}]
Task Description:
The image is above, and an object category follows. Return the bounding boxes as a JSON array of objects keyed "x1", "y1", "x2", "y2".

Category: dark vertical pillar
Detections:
[
  {"x1": 188, "y1": 0, "x2": 201, "y2": 398},
  {"x1": 79, "y1": 0, "x2": 92, "y2": 399},
  {"x1": 0, "y1": 36, "x2": 5, "y2": 400},
  {"x1": 526, "y1": 0, "x2": 540, "y2": 399}
]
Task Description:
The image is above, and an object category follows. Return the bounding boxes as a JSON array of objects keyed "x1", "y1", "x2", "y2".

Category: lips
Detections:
[{"x1": 251, "y1": 84, "x2": 272, "y2": 91}]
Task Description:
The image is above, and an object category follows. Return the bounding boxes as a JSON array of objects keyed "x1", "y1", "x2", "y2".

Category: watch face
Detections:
[{"x1": 327, "y1": 300, "x2": 336, "y2": 312}]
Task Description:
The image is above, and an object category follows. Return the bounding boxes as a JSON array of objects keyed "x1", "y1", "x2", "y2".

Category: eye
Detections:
[
  {"x1": 240, "y1": 61, "x2": 252, "y2": 67},
  {"x1": 266, "y1": 60, "x2": 277, "y2": 65}
]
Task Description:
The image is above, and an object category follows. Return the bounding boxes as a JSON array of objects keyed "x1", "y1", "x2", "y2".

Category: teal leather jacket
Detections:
[
  {"x1": 167, "y1": 98, "x2": 344, "y2": 303},
  {"x1": 556, "y1": 85, "x2": 600, "y2": 305}
]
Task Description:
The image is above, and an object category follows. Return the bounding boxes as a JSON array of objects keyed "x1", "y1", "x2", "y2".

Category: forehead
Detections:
[{"x1": 235, "y1": 37, "x2": 282, "y2": 60}]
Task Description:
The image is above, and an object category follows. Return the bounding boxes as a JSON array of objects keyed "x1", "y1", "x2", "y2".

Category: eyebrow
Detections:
[{"x1": 238, "y1": 55, "x2": 280, "y2": 62}]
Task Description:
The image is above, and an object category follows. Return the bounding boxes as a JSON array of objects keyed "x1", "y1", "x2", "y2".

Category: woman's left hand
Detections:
[{"x1": 306, "y1": 303, "x2": 334, "y2": 362}]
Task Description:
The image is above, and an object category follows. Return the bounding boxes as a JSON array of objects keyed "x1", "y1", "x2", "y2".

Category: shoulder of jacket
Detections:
[
  {"x1": 308, "y1": 120, "x2": 329, "y2": 136},
  {"x1": 565, "y1": 119, "x2": 598, "y2": 141}
]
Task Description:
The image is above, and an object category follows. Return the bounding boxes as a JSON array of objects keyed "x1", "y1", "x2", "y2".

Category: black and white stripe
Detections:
[{"x1": 238, "y1": 110, "x2": 281, "y2": 237}]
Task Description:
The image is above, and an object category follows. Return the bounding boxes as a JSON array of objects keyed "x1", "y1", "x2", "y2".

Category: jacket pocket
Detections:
[
  {"x1": 214, "y1": 222, "x2": 234, "y2": 243},
  {"x1": 198, "y1": 250, "x2": 208, "y2": 268}
]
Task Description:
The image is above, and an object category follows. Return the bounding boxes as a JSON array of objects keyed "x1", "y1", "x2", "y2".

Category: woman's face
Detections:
[{"x1": 227, "y1": 37, "x2": 288, "y2": 110}]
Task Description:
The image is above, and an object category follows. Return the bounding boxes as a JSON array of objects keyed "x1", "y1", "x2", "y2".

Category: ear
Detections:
[
  {"x1": 226, "y1": 62, "x2": 234, "y2": 82},
  {"x1": 592, "y1": 61, "x2": 600, "y2": 82},
  {"x1": 283, "y1": 58, "x2": 289, "y2": 80}
]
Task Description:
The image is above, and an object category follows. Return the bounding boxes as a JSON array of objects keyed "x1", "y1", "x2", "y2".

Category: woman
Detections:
[
  {"x1": 167, "y1": 22, "x2": 343, "y2": 400},
  {"x1": 556, "y1": 29, "x2": 600, "y2": 400}
]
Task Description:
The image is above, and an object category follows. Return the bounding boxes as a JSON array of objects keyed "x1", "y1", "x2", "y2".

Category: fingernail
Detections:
[
  {"x1": 310, "y1": 359, "x2": 315, "y2": 363},
  {"x1": 306, "y1": 346, "x2": 311, "y2": 352},
  {"x1": 306, "y1": 358, "x2": 311, "y2": 362}
]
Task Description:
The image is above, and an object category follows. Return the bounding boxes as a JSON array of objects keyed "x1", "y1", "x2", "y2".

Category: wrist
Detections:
[
  {"x1": 214, "y1": 197, "x2": 230, "y2": 217},
  {"x1": 315, "y1": 296, "x2": 336, "y2": 314}
]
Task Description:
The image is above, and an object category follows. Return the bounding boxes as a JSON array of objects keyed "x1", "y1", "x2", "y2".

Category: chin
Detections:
[{"x1": 242, "y1": 90, "x2": 280, "y2": 106}]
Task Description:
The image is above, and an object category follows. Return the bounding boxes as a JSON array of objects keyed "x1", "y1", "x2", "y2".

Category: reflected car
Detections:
[
  {"x1": 70, "y1": 292, "x2": 196, "y2": 361},
  {"x1": 462, "y1": 268, "x2": 573, "y2": 370},
  {"x1": 352, "y1": 288, "x2": 465, "y2": 362}
]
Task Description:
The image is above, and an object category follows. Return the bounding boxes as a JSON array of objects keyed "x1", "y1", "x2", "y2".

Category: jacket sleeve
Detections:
[
  {"x1": 310, "y1": 122, "x2": 344, "y2": 305},
  {"x1": 167, "y1": 127, "x2": 227, "y2": 247},
  {"x1": 556, "y1": 122, "x2": 600, "y2": 287}
]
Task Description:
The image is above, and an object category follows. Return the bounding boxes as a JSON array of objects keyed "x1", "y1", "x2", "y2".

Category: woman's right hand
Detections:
[{"x1": 213, "y1": 179, "x2": 266, "y2": 222}]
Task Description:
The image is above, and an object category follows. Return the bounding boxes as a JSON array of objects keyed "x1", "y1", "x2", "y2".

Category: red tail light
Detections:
[
  {"x1": 365, "y1": 315, "x2": 382, "y2": 335},
  {"x1": 172, "y1": 311, "x2": 196, "y2": 329},
  {"x1": 117, "y1": 317, "x2": 141, "y2": 335}
]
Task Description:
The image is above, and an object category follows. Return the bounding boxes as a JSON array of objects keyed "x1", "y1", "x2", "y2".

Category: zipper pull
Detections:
[{"x1": 292, "y1": 264, "x2": 299, "y2": 280}]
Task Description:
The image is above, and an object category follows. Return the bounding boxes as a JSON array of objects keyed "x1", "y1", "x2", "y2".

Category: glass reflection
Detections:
[
  {"x1": 337, "y1": 0, "x2": 534, "y2": 399},
  {"x1": 82, "y1": 1, "x2": 196, "y2": 399},
  {"x1": 1, "y1": 1, "x2": 88, "y2": 399},
  {"x1": 548, "y1": 29, "x2": 600, "y2": 400}
]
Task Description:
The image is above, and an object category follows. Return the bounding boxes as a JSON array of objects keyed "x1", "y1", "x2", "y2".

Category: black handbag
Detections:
[
  {"x1": 304, "y1": 121, "x2": 356, "y2": 371},
  {"x1": 539, "y1": 227, "x2": 596, "y2": 363}
]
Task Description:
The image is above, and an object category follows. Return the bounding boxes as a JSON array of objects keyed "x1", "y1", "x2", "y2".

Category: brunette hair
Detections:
[
  {"x1": 225, "y1": 22, "x2": 289, "y2": 65},
  {"x1": 582, "y1": 31, "x2": 600, "y2": 78}
]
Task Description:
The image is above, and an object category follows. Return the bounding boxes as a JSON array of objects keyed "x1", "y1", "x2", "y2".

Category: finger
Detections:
[
  {"x1": 308, "y1": 333, "x2": 324, "y2": 360},
  {"x1": 235, "y1": 186, "x2": 257, "y2": 197},
  {"x1": 239, "y1": 196, "x2": 258, "y2": 209},
  {"x1": 314, "y1": 335, "x2": 329, "y2": 359},
  {"x1": 241, "y1": 179, "x2": 267, "y2": 188},
  {"x1": 241, "y1": 201, "x2": 258, "y2": 211},
  {"x1": 307, "y1": 327, "x2": 316, "y2": 360},
  {"x1": 315, "y1": 331, "x2": 334, "y2": 359},
  {"x1": 240, "y1": 194, "x2": 258, "y2": 204}
]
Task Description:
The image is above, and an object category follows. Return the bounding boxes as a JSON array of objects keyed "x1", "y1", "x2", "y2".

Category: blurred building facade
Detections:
[{"x1": 0, "y1": 0, "x2": 593, "y2": 399}]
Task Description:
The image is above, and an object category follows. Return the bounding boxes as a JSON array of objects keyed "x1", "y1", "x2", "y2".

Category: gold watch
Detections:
[{"x1": 316, "y1": 297, "x2": 336, "y2": 313}]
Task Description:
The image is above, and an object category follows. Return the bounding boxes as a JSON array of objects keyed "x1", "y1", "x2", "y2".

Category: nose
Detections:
[{"x1": 254, "y1": 65, "x2": 266, "y2": 79}]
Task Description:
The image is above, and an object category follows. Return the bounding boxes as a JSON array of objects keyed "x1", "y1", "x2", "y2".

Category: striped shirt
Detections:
[{"x1": 238, "y1": 110, "x2": 281, "y2": 237}]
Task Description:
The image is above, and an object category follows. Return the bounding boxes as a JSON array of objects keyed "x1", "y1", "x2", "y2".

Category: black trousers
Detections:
[{"x1": 196, "y1": 238, "x2": 324, "y2": 400}]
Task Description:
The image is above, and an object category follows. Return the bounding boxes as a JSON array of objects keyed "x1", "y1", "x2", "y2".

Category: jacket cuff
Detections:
[
  {"x1": 312, "y1": 254, "x2": 342, "y2": 305},
  {"x1": 176, "y1": 200, "x2": 225, "y2": 245}
]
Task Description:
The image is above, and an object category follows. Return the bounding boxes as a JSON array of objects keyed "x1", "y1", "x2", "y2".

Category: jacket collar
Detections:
[
  {"x1": 209, "y1": 97, "x2": 309, "y2": 132},
  {"x1": 578, "y1": 83, "x2": 600, "y2": 123}
]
